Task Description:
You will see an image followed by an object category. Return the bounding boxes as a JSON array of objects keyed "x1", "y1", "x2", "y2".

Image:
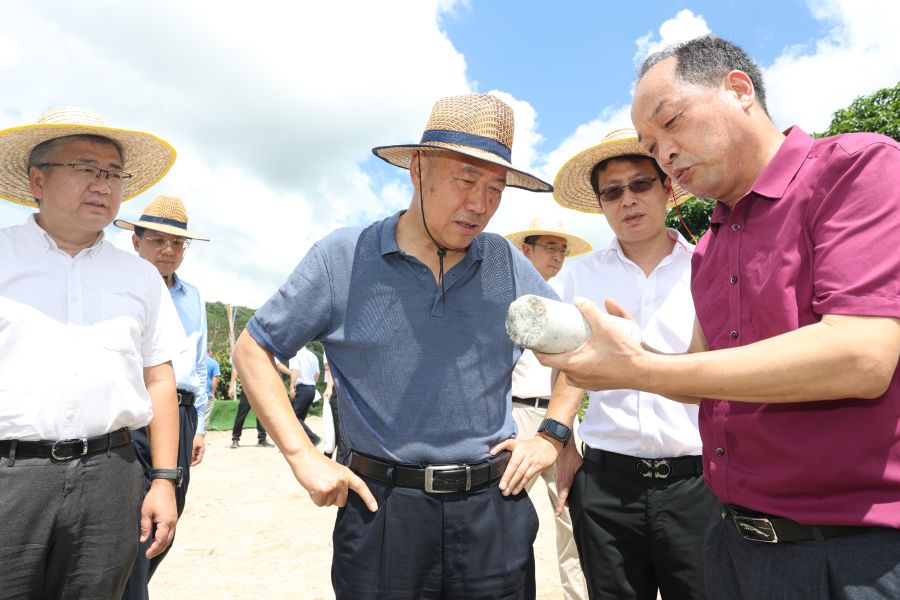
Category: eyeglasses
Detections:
[
  {"x1": 38, "y1": 162, "x2": 133, "y2": 187},
  {"x1": 529, "y1": 243, "x2": 570, "y2": 257},
  {"x1": 596, "y1": 176, "x2": 658, "y2": 203},
  {"x1": 142, "y1": 235, "x2": 191, "y2": 251}
]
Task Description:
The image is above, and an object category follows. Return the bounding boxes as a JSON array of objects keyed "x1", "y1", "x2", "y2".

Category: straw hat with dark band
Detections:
[
  {"x1": 553, "y1": 128, "x2": 692, "y2": 214},
  {"x1": 115, "y1": 195, "x2": 209, "y2": 241},
  {"x1": 0, "y1": 106, "x2": 176, "y2": 208},
  {"x1": 372, "y1": 94, "x2": 552, "y2": 193},
  {"x1": 506, "y1": 216, "x2": 592, "y2": 257}
]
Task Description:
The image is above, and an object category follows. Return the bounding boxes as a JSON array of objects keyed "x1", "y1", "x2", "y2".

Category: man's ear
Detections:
[
  {"x1": 28, "y1": 166, "x2": 45, "y2": 203},
  {"x1": 725, "y1": 69, "x2": 755, "y2": 110},
  {"x1": 522, "y1": 243, "x2": 533, "y2": 259},
  {"x1": 132, "y1": 233, "x2": 141, "y2": 252}
]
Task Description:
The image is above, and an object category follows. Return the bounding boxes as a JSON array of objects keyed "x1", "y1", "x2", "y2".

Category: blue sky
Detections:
[
  {"x1": 1, "y1": 0, "x2": 897, "y2": 307},
  {"x1": 440, "y1": 0, "x2": 826, "y2": 148}
]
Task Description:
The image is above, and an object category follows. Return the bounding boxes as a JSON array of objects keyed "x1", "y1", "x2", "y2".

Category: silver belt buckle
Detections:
[
  {"x1": 424, "y1": 464, "x2": 471, "y2": 493},
  {"x1": 51, "y1": 437, "x2": 88, "y2": 461},
  {"x1": 636, "y1": 458, "x2": 672, "y2": 478},
  {"x1": 732, "y1": 514, "x2": 779, "y2": 543}
]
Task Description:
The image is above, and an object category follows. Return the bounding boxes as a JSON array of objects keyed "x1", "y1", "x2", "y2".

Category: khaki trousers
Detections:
[{"x1": 513, "y1": 403, "x2": 588, "y2": 600}]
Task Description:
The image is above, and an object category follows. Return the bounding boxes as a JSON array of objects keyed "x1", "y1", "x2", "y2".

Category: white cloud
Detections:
[
  {"x1": 633, "y1": 9, "x2": 712, "y2": 64},
  {"x1": 764, "y1": 0, "x2": 900, "y2": 132},
  {"x1": 0, "y1": 0, "x2": 471, "y2": 307}
]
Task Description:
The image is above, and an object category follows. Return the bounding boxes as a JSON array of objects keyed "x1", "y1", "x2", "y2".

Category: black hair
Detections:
[
  {"x1": 589, "y1": 154, "x2": 667, "y2": 198},
  {"x1": 523, "y1": 235, "x2": 540, "y2": 246}
]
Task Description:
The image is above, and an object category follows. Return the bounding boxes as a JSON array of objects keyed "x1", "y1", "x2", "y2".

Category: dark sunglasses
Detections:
[{"x1": 597, "y1": 176, "x2": 658, "y2": 203}]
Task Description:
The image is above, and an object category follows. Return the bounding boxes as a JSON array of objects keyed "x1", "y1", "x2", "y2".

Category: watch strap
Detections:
[{"x1": 150, "y1": 467, "x2": 183, "y2": 487}]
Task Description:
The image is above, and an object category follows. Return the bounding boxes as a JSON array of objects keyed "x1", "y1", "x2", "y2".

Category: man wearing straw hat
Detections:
[
  {"x1": 540, "y1": 129, "x2": 717, "y2": 599},
  {"x1": 541, "y1": 35, "x2": 900, "y2": 599},
  {"x1": 233, "y1": 93, "x2": 561, "y2": 598},
  {"x1": 115, "y1": 194, "x2": 210, "y2": 598},
  {"x1": 0, "y1": 107, "x2": 184, "y2": 599},
  {"x1": 505, "y1": 216, "x2": 591, "y2": 600}
]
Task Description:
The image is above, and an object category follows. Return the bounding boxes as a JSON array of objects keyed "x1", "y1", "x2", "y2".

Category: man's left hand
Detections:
[
  {"x1": 490, "y1": 436, "x2": 559, "y2": 497},
  {"x1": 191, "y1": 434, "x2": 205, "y2": 466},
  {"x1": 141, "y1": 482, "x2": 178, "y2": 558}
]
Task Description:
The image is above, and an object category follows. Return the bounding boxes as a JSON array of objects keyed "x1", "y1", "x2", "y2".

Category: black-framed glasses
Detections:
[
  {"x1": 597, "y1": 176, "x2": 658, "y2": 203},
  {"x1": 38, "y1": 162, "x2": 133, "y2": 186},
  {"x1": 529, "y1": 242, "x2": 570, "y2": 257},
  {"x1": 143, "y1": 234, "x2": 191, "y2": 251}
]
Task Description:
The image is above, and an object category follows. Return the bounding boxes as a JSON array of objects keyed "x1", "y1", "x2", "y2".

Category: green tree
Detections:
[
  {"x1": 818, "y1": 82, "x2": 900, "y2": 141},
  {"x1": 665, "y1": 197, "x2": 715, "y2": 242}
]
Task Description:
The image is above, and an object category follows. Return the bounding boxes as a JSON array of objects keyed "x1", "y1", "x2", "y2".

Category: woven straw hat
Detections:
[
  {"x1": 553, "y1": 128, "x2": 692, "y2": 214},
  {"x1": 114, "y1": 195, "x2": 209, "y2": 241},
  {"x1": 0, "y1": 106, "x2": 176, "y2": 208},
  {"x1": 505, "y1": 216, "x2": 592, "y2": 257},
  {"x1": 372, "y1": 94, "x2": 552, "y2": 192}
]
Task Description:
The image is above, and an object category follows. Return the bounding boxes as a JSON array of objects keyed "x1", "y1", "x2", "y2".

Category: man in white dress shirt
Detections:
[
  {"x1": 0, "y1": 107, "x2": 183, "y2": 599},
  {"x1": 548, "y1": 129, "x2": 717, "y2": 599},
  {"x1": 289, "y1": 345, "x2": 322, "y2": 447},
  {"x1": 505, "y1": 216, "x2": 591, "y2": 600}
]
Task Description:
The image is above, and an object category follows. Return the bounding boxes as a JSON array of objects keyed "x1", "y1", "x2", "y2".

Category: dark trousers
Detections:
[
  {"x1": 292, "y1": 383, "x2": 319, "y2": 442},
  {"x1": 0, "y1": 444, "x2": 143, "y2": 600},
  {"x1": 122, "y1": 403, "x2": 198, "y2": 600},
  {"x1": 332, "y1": 473, "x2": 538, "y2": 600},
  {"x1": 569, "y1": 452, "x2": 717, "y2": 600},
  {"x1": 231, "y1": 391, "x2": 266, "y2": 442},
  {"x1": 705, "y1": 506, "x2": 900, "y2": 599}
]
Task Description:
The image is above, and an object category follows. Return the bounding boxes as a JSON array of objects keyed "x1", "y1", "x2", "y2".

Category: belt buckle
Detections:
[
  {"x1": 636, "y1": 459, "x2": 672, "y2": 479},
  {"x1": 732, "y1": 513, "x2": 779, "y2": 543},
  {"x1": 424, "y1": 464, "x2": 471, "y2": 493},
  {"x1": 51, "y1": 438, "x2": 88, "y2": 461}
]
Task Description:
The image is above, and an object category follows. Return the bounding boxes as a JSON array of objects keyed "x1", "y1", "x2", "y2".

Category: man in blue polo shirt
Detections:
[
  {"x1": 234, "y1": 94, "x2": 563, "y2": 599},
  {"x1": 116, "y1": 195, "x2": 210, "y2": 600}
]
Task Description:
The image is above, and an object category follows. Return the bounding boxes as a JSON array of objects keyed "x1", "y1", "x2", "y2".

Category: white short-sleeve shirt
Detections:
[
  {"x1": 562, "y1": 230, "x2": 702, "y2": 458},
  {"x1": 289, "y1": 346, "x2": 320, "y2": 386},
  {"x1": 0, "y1": 215, "x2": 186, "y2": 441}
]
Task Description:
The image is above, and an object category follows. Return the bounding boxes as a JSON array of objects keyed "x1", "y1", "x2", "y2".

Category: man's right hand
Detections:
[
  {"x1": 288, "y1": 449, "x2": 378, "y2": 512},
  {"x1": 554, "y1": 442, "x2": 583, "y2": 517}
]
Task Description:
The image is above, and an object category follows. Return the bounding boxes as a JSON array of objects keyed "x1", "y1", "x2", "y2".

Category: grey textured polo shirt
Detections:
[{"x1": 247, "y1": 211, "x2": 556, "y2": 464}]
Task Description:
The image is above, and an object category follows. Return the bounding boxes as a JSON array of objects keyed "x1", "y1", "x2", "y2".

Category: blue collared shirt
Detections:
[
  {"x1": 169, "y1": 273, "x2": 208, "y2": 434},
  {"x1": 247, "y1": 211, "x2": 556, "y2": 464}
]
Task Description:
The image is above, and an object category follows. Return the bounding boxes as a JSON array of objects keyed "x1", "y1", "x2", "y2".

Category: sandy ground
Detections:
[{"x1": 149, "y1": 419, "x2": 569, "y2": 600}]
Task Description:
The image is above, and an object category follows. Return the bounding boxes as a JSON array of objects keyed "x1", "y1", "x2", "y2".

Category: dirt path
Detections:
[{"x1": 150, "y1": 422, "x2": 567, "y2": 599}]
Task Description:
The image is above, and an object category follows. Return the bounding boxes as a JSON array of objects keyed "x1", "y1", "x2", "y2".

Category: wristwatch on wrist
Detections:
[
  {"x1": 537, "y1": 418, "x2": 572, "y2": 448},
  {"x1": 150, "y1": 467, "x2": 184, "y2": 488}
]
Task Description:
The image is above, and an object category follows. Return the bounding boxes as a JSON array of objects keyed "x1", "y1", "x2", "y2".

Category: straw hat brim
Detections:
[
  {"x1": 505, "y1": 228, "x2": 592, "y2": 257},
  {"x1": 372, "y1": 143, "x2": 553, "y2": 193},
  {"x1": 0, "y1": 123, "x2": 176, "y2": 208},
  {"x1": 553, "y1": 139, "x2": 692, "y2": 214},
  {"x1": 114, "y1": 217, "x2": 209, "y2": 241}
]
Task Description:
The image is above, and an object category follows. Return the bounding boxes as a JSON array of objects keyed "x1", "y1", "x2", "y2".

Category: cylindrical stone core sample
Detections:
[{"x1": 506, "y1": 295, "x2": 641, "y2": 354}]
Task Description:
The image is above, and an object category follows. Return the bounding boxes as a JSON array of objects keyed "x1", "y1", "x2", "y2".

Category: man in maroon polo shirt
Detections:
[{"x1": 536, "y1": 35, "x2": 900, "y2": 599}]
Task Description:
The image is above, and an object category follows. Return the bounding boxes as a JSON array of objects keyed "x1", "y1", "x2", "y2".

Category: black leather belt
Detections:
[
  {"x1": 349, "y1": 450, "x2": 511, "y2": 493},
  {"x1": 0, "y1": 428, "x2": 132, "y2": 461},
  {"x1": 177, "y1": 390, "x2": 195, "y2": 407},
  {"x1": 724, "y1": 505, "x2": 886, "y2": 544},
  {"x1": 512, "y1": 396, "x2": 549, "y2": 409},
  {"x1": 583, "y1": 446, "x2": 702, "y2": 479}
]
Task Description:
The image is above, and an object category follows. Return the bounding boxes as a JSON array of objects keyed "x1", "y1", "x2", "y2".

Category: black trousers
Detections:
[
  {"x1": 705, "y1": 506, "x2": 900, "y2": 599},
  {"x1": 122, "y1": 403, "x2": 198, "y2": 600},
  {"x1": 292, "y1": 383, "x2": 319, "y2": 442},
  {"x1": 332, "y1": 474, "x2": 538, "y2": 600},
  {"x1": 231, "y1": 390, "x2": 266, "y2": 442},
  {"x1": 569, "y1": 452, "x2": 717, "y2": 600}
]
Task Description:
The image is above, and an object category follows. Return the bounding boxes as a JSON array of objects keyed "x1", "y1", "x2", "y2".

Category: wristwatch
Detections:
[
  {"x1": 150, "y1": 467, "x2": 184, "y2": 488},
  {"x1": 537, "y1": 418, "x2": 572, "y2": 448}
]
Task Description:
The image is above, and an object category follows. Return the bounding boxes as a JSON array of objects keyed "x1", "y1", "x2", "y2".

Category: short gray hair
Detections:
[{"x1": 638, "y1": 34, "x2": 769, "y2": 117}]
